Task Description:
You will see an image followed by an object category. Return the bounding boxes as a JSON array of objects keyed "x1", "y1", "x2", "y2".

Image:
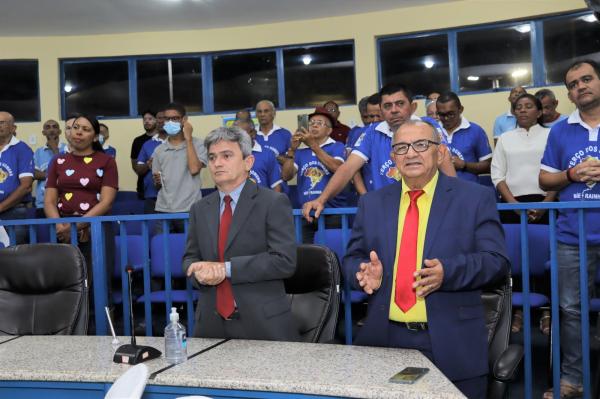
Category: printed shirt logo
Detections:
[
  {"x1": 304, "y1": 167, "x2": 325, "y2": 190},
  {"x1": 379, "y1": 159, "x2": 401, "y2": 181},
  {"x1": 573, "y1": 155, "x2": 600, "y2": 198},
  {"x1": 0, "y1": 168, "x2": 7, "y2": 184},
  {"x1": 386, "y1": 166, "x2": 402, "y2": 181},
  {"x1": 0, "y1": 163, "x2": 14, "y2": 184}
]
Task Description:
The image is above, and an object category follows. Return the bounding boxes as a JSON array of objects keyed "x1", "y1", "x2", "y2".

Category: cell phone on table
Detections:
[
  {"x1": 297, "y1": 114, "x2": 309, "y2": 131},
  {"x1": 388, "y1": 367, "x2": 429, "y2": 384}
]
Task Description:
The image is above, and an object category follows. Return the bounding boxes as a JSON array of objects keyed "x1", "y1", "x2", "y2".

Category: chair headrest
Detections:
[
  {"x1": 0, "y1": 244, "x2": 86, "y2": 293},
  {"x1": 285, "y1": 244, "x2": 335, "y2": 294}
]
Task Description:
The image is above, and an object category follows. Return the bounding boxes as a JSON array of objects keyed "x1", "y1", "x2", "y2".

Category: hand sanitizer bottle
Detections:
[{"x1": 164, "y1": 307, "x2": 187, "y2": 364}]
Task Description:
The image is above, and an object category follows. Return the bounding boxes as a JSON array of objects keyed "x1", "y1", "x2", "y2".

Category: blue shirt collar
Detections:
[{"x1": 219, "y1": 180, "x2": 247, "y2": 207}]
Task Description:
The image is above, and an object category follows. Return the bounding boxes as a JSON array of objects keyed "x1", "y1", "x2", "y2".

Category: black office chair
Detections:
[
  {"x1": 285, "y1": 244, "x2": 340, "y2": 343},
  {"x1": 484, "y1": 274, "x2": 524, "y2": 399},
  {"x1": 0, "y1": 243, "x2": 89, "y2": 335}
]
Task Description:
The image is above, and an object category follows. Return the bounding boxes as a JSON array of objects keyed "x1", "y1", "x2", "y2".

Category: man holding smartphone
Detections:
[{"x1": 281, "y1": 107, "x2": 347, "y2": 242}]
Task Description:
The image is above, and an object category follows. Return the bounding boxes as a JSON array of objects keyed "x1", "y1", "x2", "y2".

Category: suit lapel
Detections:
[
  {"x1": 203, "y1": 193, "x2": 220, "y2": 260},
  {"x1": 225, "y1": 181, "x2": 257, "y2": 252},
  {"x1": 424, "y1": 173, "x2": 453, "y2": 258},
  {"x1": 384, "y1": 183, "x2": 403, "y2": 278}
]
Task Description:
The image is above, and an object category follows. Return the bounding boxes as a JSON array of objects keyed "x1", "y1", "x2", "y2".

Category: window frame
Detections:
[
  {"x1": 59, "y1": 39, "x2": 356, "y2": 119},
  {"x1": 376, "y1": 9, "x2": 593, "y2": 98}
]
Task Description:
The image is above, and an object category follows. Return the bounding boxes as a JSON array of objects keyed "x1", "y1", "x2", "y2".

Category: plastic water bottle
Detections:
[{"x1": 164, "y1": 307, "x2": 187, "y2": 364}]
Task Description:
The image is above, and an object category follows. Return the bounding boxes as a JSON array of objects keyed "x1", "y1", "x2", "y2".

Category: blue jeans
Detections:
[
  {"x1": 0, "y1": 205, "x2": 28, "y2": 244},
  {"x1": 556, "y1": 242, "x2": 599, "y2": 386}
]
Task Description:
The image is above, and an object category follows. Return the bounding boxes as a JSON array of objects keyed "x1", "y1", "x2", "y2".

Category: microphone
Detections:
[{"x1": 113, "y1": 265, "x2": 162, "y2": 364}]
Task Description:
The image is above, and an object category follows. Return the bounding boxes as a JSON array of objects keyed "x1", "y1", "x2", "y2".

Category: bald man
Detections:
[
  {"x1": 0, "y1": 111, "x2": 34, "y2": 243},
  {"x1": 254, "y1": 100, "x2": 292, "y2": 165}
]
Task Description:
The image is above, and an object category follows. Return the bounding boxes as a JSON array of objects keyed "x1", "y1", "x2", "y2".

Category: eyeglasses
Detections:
[
  {"x1": 164, "y1": 116, "x2": 182, "y2": 122},
  {"x1": 309, "y1": 120, "x2": 331, "y2": 128},
  {"x1": 437, "y1": 111, "x2": 458, "y2": 119},
  {"x1": 391, "y1": 139, "x2": 439, "y2": 155}
]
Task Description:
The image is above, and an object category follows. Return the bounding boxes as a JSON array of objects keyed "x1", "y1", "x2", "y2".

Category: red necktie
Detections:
[
  {"x1": 216, "y1": 195, "x2": 235, "y2": 319},
  {"x1": 395, "y1": 190, "x2": 424, "y2": 312}
]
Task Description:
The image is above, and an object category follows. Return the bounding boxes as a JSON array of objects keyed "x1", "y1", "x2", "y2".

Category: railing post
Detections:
[
  {"x1": 578, "y1": 210, "x2": 591, "y2": 399},
  {"x1": 519, "y1": 212, "x2": 532, "y2": 399},
  {"x1": 549, "y1": 210, "x2": 561, "y2": 399},
  {"x1": 91, "y1": 219, "x2": 108, "y2": 335}
]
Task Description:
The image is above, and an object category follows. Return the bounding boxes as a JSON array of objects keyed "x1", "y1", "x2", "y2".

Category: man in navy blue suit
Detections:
[{"x1": 344, "y1": 120, "x2": 509, "y2": 398}]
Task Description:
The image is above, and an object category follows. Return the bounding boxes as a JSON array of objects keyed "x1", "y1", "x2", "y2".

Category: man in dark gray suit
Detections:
[{"x1": 183, "y1": 126, "x2": 299, "y2": 341}]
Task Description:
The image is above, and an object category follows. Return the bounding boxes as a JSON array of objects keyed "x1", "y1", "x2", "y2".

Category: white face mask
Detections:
[{"x1": 163, "y1": 121, "x2": 182, "y2": 136}]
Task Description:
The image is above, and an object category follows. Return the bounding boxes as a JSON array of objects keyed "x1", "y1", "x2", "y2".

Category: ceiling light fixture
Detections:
[
  {"x1": 511, "y1": 69, "x2": 528, "y2": 78},
  {"x1": 302, "y1": 55, "x2": 312, "y2": 65},
  {"x1": 467, "y1": 76, "x2": 479, "y2": 81},
  {"x1": 424, "y1": 59, "x2": 434, "y2": 69},
  {"x1": 515, "y1": 24, "x2": 531, "y2": 34},
  {"x1": 64, "y1": 83, "x2": 73, "y2": 93}
]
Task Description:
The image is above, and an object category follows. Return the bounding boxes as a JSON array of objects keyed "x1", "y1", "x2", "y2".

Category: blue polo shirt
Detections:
[
  {"x1": 0, "y1": 136, "x2": 34, "y2": 204},
  {"x1": 541, "y1": 110, "x2": 600, "y2": 245},
  {"x1": 294, "y1": 138, "x2": 346, "y2": 208},
  {"x1": 250, "y1": 142, "x2": 282, "y2": 189},
  {"x1": 33, "y1": 142, "x2": 68, "y2": 208},
  {"x1": 103, "y1": 144, "x2": 117, "y2": 158},
  {"x1": 443, "y1": 117, "x2": 492, "y2": 183},
  {"x1": 493, "y1": 111, "x2": 517, "y2": 137},
  {"x1": 346, "y1": 125, "x2": 366, "y2": 150},
  {"x1": 137, "y1": 135, "x2": 165, "y2": 199},
  {"x1": 352, "y1": 116, "x2": 446, "y2": 191},
  {"x1": 255, "y1": 125, "x2": 292, "y2": 157}
]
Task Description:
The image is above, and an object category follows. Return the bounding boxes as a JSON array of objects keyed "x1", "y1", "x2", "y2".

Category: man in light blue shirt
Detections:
[
  {"x1": 493, "y1": 86, "x2": 526, "y2": 139},
  {"x1": 33, "y1": 119, "x2": 67, "y2": 215}
]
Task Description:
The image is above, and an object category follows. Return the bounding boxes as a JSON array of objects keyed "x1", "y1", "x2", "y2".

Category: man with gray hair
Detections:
[
  {"x1": 184, "y1": 126, "x2": 299, "y2": 341},
  {"x1": 534, "y1": 88, "x2": 568, "y2": 128}
]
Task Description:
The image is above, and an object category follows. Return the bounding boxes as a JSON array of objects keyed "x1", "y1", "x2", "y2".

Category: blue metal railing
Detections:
[{"x1": 1, "y1": 201, "x2": 599, "y2": 399}]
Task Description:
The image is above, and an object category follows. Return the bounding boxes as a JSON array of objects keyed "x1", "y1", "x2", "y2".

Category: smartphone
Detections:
[
  {"x1": 388, "y1": 367, "x2": 429, "y2": 384},
  {"x1": 297, "y1": 114, "x2": 309, "y2": 131}
]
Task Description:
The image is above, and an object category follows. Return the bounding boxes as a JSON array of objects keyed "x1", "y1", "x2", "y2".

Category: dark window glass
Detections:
[
  {"x1": 63, "y1": 61, "x2": 129, "y2": 117},
  {"x1": 457, "y1": 24, "x2": 532, "y2": 91},
  {"x1": 284, "y1": 43, "x2": 356, "y2": 108},
  {"x1": 137, "y1": 58, "x2": 202, "y2": 114},
  {"x1": 544, "y1": 14, "x2": 600, "y2": 84},
  {"x1": 212, "y1": 52, "x2": 277, "y2": 112},
  {"x1": 0, "y1": 61, "x2": 39, "y2": 122},
  {"x1": 379, "y1": 35, "x2": 450, "y2": 97}
]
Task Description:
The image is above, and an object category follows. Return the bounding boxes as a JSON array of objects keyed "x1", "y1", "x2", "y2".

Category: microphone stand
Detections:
[{"x1": 113, "y1": 266, "x2": 162, "y2": 364}]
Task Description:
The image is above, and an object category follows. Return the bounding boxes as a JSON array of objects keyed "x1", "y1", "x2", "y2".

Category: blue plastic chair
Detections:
[
  {"x1": 503, "y1": 224, "x2": 550, "y2": 309},
  {"x1": 112, "y1": 235, "x2": 147, "y2": 304},
  {"x1": 136, "y1": 233, "x2": 198, "y2": 304}
]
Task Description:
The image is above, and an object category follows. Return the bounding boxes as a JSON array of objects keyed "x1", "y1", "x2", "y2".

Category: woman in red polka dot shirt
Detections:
[{"x1": 44, "y1": 115, "x2": 118, "y2": 243}]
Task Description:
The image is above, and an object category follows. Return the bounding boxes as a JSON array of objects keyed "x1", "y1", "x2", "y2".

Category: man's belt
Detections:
[{"x1": 401, "y1": 322, "x2": 428, "y2": 331}]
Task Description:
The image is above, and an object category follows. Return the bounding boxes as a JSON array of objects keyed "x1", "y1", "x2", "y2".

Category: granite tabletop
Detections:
[
  {"x1": 0, "y1": 335, "x2": 219, "y2": 383},
  {"x1": 0, "y1": 336, "x2": 465, "y2": 398},
  {"x1": 154, "y1": 339, "x2": 465, "y2": 399}
]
